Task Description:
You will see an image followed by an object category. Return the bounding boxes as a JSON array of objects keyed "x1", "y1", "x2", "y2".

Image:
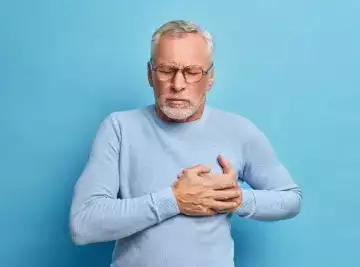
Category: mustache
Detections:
[
  {"x1": 166, "y1": 98, "x2": 189, "y2": 101},
  {"x1": 159, "y1": 95, "x2": 190, "y2": 101}
]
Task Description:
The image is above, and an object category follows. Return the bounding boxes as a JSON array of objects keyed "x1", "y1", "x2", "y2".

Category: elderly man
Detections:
[{"x1": 70, "y1": 20, "x2": 302, "y2": 267}]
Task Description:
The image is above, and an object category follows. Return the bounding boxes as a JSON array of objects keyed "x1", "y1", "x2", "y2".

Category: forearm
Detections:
[
  {"x1": 69, "y1": 115, "x2": 180, "y2": 245},
  {"x1": 236, "y1": 185, "x2": 302, "y2": 221},
  {"x1": 70, "y1": 186, "x2": 179, "y2": 245},
  {"x1": 237, "y1": 122, "x2": 303, "y2": 221}
]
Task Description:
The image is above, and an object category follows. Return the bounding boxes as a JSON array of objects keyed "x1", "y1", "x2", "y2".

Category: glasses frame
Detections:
[{"x1": 149, "y1": 58, "x2": 214, "y2": 84}]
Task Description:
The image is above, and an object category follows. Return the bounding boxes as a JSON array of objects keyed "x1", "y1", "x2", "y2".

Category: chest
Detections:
[{"x1": 118, "y1": 132, "x2": 244, "y2": 198}]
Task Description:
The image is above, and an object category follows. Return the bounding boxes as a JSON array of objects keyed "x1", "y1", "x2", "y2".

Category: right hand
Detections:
[{"x1": 171, "y1": 164, "x2": 241, "y2": 216}]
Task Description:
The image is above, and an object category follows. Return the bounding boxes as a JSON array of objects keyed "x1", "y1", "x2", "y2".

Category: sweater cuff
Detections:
[
  {"x1": 151, "y1": 186, "x2": 180, "y2": 223},
  {"x1": 236, "y1": 189, "x2": 256, "y2": 218}
]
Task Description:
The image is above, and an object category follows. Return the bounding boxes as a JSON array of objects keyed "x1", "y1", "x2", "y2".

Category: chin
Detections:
[
  {"x1": 160, "y1": 105, "x2": 196, "y2": 121},
  {"x1": 156, "y1": 96, "x2": 205, "y2": 121}
]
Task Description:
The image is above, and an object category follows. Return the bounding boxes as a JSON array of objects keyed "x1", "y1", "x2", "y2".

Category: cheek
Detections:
[
  {"x1": 154, "y1": 81, "x2": 171, "y2": 96},
  {"x1": 190, "y1": 82, "x2": 208, "y2": 96}
]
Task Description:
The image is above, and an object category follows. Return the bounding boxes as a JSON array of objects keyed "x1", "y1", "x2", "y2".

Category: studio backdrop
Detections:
[{"x1": 1, "y1": 0, "x2": 359, "y2": 266}]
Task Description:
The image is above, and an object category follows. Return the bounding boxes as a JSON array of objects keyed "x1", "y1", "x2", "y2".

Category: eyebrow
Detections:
[
  {"x1": 159, "y1": 61, "x2": 202, "y2": 68},
  {"x1": 160, "y1": 60, "x2": 182, "y2": 67}
]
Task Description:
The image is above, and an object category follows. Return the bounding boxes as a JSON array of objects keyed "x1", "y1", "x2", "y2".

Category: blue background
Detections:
[{"x1": 1, "y1": 0, "x2": 359, "y2": 266}]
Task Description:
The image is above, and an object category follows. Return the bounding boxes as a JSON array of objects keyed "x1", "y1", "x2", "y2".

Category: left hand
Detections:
[{"x1": 201, "y1": 155, "x2": 243, "y2": 213}]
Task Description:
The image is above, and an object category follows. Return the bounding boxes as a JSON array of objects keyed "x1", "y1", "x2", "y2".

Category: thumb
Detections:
[{"x1": 217, "y1": 155, "x2": 232, "y2": 174}]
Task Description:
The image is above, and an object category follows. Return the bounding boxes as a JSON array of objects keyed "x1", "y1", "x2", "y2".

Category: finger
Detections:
[
  {"x1": 187, "y1": 164, "x2": 211, "y2": 175},
  {"x1": 212, "y1": 179, "x2": 237, "y2": 190},
  {"x1": 215, "y1": 198, "x2": 242, "y2": 213},
  {"x1": 198, "y1": 168, "x2": 211, "y2": 176},
  {"x1": 217, "y1": 155, "x2": 232, "y2": 174},
  {"x1": 217, "y1": 207, "x2": 237, "y2": 214},
  {"x1": 220, "y1": 195, "x2": 243, "y2": 204},
  {"x1": 205, "y1": 208, "x2": 217, "y2": 215},
  {"x1": 208, "y1": 199, "x2": 239, "y2": 211},
  {"x1": 212, "y1": 188, "x2": 242, "y2": 201}
]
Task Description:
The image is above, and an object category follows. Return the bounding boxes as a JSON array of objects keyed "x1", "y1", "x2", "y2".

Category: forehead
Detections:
[{"x1": 154, "y1": 32, "x2": 210, "y2": 66}]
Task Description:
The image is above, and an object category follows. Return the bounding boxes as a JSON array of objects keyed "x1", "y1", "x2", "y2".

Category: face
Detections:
[{"x1": 147, "y1": 32, "x2": 214, "y2": 122}]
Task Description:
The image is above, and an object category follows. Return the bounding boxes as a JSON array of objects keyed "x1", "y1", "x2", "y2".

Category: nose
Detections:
[{"x1": 171, "y1": 70, "x2": 186, "y2": 92}]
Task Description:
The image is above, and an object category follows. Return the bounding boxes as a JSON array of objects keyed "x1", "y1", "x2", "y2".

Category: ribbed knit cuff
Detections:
[
  {"x1": 236, "y1": 189, "x2": 256, "y2": 218},
  {"x1": 151, "y1": 186, "x2": 180, "y2": 223}
]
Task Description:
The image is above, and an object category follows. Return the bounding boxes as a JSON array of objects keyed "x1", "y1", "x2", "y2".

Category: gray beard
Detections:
[{"x1": 156, "y1": 96, "x2": 205, "y2": 121}]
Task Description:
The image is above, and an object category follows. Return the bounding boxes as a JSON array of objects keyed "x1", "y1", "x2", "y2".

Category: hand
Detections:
[
  {"x1": 172, "y1": 163, "x2": 241, "y2": 216},
  {"x1": 201, "y1": 155, "x2": 243, "y2": 213}
]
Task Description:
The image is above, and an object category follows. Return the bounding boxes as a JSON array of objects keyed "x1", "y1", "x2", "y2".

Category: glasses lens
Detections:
[
  {"x1": 154, "y1": 65, "x2": 204, "y2": 83},
  {"x1": 184, "y1": 67, "x2": 203, "y2": 83},
  {"x1": 156, "y1": 65, "x2": 175, "y2": 81}
]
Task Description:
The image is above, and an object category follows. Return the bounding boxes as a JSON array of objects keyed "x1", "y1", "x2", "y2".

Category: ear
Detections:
[
  {"x1": 206, "y1": 69, "x2": 214, "y2": 91},
  {"x1": 147, "y1": 61, "x2": 154, "y2": 87}
]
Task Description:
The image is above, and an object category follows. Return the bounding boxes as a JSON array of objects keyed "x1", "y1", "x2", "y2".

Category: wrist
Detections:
[
  {"x1": 150, "y1": 186, "x2": 181, "y2": 222},
  {"x1": 171, "y1": 184, "x2": 181, "y2": 212}
]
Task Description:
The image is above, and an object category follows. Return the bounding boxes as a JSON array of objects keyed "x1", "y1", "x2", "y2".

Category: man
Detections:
[{"x1": 69, "y1": 20, "x2": 302, "y2": 267}]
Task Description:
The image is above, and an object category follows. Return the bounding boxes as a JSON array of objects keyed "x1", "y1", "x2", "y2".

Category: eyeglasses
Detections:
[{"x1": 149, "y1": 59, "x2": 214, "y2": 84}]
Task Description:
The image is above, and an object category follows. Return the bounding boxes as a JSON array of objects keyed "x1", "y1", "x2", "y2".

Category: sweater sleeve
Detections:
[
  {"x1": 69, "y1": 114, "x2": 180, "y2": 245},
  {"x1": 236, "y1": 123, "x2": 302, "y2": 221}
]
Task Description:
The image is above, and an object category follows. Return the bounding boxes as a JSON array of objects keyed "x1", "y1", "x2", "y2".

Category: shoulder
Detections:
[
  {"x1": 208, "y1": 107, "x2": 276, "y2": 158},
  {"x1": 104, "y1": 106, "x2": 151, "y2": 125},
  {"x1": 206, "y1": 106, "x2": 271, "y2": 151},
  {"x1": 98, "y1": 106, "x2": 152, "y2": 135},
  {"x1": 207, "y1": 106, "x2": 259, "y2": 135},
  {"x1": 208, "y1": 106, "x2": 248, "y2": 121},
  {"x1": 108, "y1": 106, "x2": 150, "y2": 122}
]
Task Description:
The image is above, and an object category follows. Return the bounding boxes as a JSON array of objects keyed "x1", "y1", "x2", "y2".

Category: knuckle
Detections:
[{"x1": 194, "y1": 199, "x2": 202, "y2": 206}]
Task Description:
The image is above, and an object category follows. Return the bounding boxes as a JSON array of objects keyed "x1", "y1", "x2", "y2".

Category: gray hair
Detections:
[{"x1": 150, "y1": 20, "x2": 214, "y2": 60}]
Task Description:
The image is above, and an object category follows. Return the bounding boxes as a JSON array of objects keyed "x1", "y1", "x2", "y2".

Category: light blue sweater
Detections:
[{"x1": 69, "y1": 104, "x2": 302, "y2": 267}]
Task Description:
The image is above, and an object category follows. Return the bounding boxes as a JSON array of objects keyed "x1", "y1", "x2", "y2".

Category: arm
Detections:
[
  {"x1": 69, "y1": 114, "x2": 179, "y2": 245},
  {"x1": 236, "y1": 123, "x2": 302, "y2": 221}
]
